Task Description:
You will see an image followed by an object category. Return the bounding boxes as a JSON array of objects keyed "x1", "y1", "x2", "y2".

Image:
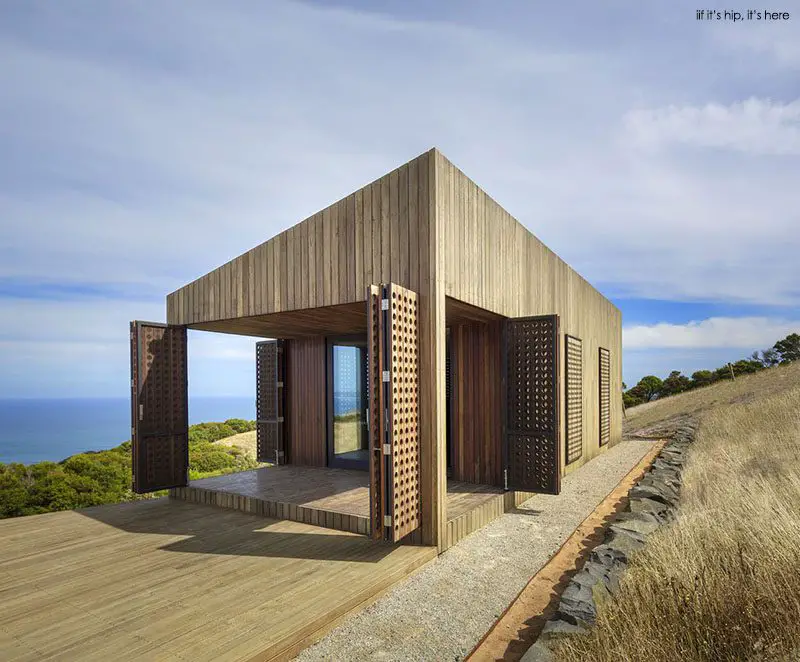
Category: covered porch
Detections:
[{"x1": 170, "y1": 464, "x2": 533, "y2": 547}]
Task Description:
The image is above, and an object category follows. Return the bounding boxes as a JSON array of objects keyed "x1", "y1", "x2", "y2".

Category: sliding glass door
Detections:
[{"x1": 327, "y1": 336, "x2": 369, "y2": 470}]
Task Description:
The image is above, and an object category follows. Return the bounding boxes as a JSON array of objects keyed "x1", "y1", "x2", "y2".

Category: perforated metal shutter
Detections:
[
  {"x1": 130, "y1": 321, "x2": 189, "y2": 493},
  {"x1": 599, "y1": 347, "x2": 611, "y2": 447},
  {"x1": 565, "y1": 335, "x2": 583, "y2": 464},
  {"x1": 503, "y1": 315, "x2": 561, "y2": 494}
]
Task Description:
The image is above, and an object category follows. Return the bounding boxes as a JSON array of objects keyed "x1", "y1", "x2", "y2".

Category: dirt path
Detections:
[
  {"x1": 294, "y1": 439, "x2": 658, "y2": 662},
  {"x1": 467, "y1": 440, "x2": 665, "y2": 661}
]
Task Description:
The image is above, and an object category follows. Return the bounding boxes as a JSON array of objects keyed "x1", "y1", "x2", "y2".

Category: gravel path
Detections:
[{"x1": 294, "y1": 439, "x2": 656, "y2": 662}]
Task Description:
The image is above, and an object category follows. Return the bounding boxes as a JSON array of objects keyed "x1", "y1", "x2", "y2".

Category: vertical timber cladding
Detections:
[
  {"x1": 367, "y1": 285, "x2": 385, "y2": 540},
  {"x1": 599, "y1": 347, "x2": 611, "y2": 446},
  {"x1": 130, "y1": 321, "x2": 189, "y2": 493},
  {"x1": 503, "y1": 314, "x2": 561, "y2": 495},
  {"x1": 565, "y1": 335, "x2": 583, "y2": 464},
  {"x1": 256, "y1": 340, "x2": 286, "y2": 464},
  {"x1": 381, "y1": 282, "x2": 421, "y2": 542}
]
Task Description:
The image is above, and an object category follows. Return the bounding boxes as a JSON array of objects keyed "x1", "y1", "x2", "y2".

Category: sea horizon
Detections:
[{"x1": 0, "y1": 396, "x2": 257, "y2": 465}]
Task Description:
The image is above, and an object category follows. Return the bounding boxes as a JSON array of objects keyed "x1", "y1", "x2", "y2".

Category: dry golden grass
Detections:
[
  {"x1": 554, "y1": 361, "x2": 800, "y2": 662},
  {"x1": 214, "y1": 430, "x2": 257, "y2": 459}
]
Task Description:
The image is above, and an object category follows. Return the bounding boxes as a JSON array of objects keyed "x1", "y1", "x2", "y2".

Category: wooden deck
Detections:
[
  {"x1": 170, "y1": 466, "x2": 526, "y2": 549},
  {"x1": 0, "y1": 499, "x2": 435, "y2": 662}
]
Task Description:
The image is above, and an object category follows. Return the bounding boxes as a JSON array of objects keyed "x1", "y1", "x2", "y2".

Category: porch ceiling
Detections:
[
  {"x1": 188, "y1": 301, "x2": 367, "y2": 338},
  {"x1": 446, "y1": 296, "x2": 506, "y2": 325}
]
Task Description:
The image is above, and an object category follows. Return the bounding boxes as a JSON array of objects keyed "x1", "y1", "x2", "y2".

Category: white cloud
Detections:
[
  {"x1": 1, "y1": 1, "x2": 800, "y2": 395},
  {"x1": 624, "y1": 317, "x2": 799, "y2": 349},
  {"x1": 624, "y1": 98, "x2": 800, "y2": 155}
]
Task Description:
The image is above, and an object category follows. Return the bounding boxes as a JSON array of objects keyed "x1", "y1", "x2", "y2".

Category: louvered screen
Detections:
[
  {"x1": 130, "y1": 321, "x2": 189, "y2": 493},
  {"x1": 599, "y1": 347, "x2": 611, "y2": 447},
  {"x1": 504, "y1": 315, "x2": 561, "y2": 495},
  {"x1": 385, "y1": 283, "x2": 420, "y2": 541},
  {"x1": 256, "y1": 340, "x2": 285, "y2": 463},
  {"x1": 565, "y1": 335, "x2": 583, "y2": 465}
]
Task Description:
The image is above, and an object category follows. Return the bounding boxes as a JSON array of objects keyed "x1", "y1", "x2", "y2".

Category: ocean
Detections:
[{"x1": 0, "y1": 397, "x2": 256, "y2": 465}]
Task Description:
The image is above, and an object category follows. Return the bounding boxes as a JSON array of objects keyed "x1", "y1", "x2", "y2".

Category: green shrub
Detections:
[{"x1": 0, "y1": 420, "x2": 261, "y2": 520}]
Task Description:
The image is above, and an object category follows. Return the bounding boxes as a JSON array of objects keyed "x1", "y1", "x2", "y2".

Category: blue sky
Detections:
[{"x1": 0, "y1": 1, "x2": 798, "y2": 398}]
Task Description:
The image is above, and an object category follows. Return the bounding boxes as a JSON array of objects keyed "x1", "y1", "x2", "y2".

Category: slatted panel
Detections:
[
  {"x1": 504, "y1": 315, "x2": 560, "y2": 495},
  {"x1": 386, "y1": 283, "x2": 420, "y2": 541},
  {"x1": 599, "y1": 347, "x2": 611, "y2": 446},
  {"x1": 285, "y1": 337, "x2": 326, "y2": 467},
  {"x1": 130, "y1": 321, "x2": 188, "y2": 493},
  {"x1": 367, "y1": 285, "x2": 384, "y2": 540},
  {"x1": 565, "y1": 334, "x2": 583, "y2": 464},
  {"x1": 256, "y1": 340, "x2": 285, "y2": 463},
  {"x1": 449, "y1": 321, "x2": 503, "y2": 486}
]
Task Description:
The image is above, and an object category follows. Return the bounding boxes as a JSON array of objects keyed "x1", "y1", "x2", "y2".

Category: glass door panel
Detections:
[{"x1": 330, "y1": 340, "x2": 369, "y2": 469}]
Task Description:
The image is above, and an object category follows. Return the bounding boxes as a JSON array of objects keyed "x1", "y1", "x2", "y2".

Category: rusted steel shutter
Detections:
[
  {"x1": 256, "y1": 340, "x2": 285, "y2": 464},
  {"x1": 367, "y1": 285, "x2": 385, "y2": 540},
  {"x1": 599, "y1": 347, "x2": 611, "y2": 446},
  {"x1": 565, "y1": 335, "x2": 583, "y2": 465},
  {"x1": 384, "y1": 283, "x2": 420, "y2": 541},
  {"x1": 503, "y1": 315, "x2": 561, "y2": 495},
  {"x1": 130, "y1": 321, "x2": 189, "y2": 493}
]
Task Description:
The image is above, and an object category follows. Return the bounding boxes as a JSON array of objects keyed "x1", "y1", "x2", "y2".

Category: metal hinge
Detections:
[
  {"x1": 384, "y1": 515, "x2": 392, "y2": 527},
  {"x1": 504, "y1": 469, "x2": 509, "y2": 491},
  {"x1": 130, "y1": 379, "x2": 134, "y2": 388},
  {"x1": 383, "y1": 444, "x2": 391, "y2": 455},
  {"x1": 381, "y1": 298, "x2": 389, "y2": 310},
  {"x1": 382, "y1": 370, "x2": 390, "y2": 382},
  {"x1": 277, "y1": 381, "x2": 284, "y2": 388},
  {"x1": 139, "y1": 405, "x2": 144, "y2": 421}
]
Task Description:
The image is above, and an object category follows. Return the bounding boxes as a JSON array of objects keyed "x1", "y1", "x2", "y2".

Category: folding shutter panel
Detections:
[
  {"x1": 384, "y1": 283, "x2": 421, "y2": 542},
  {"x1": 503, "y1": 315, "x2": 561, "y2": 494},
  {"x1": 565, "y1": 335, "x2": 583, "y2": 464},
  {"x1": 599, "y1": 347, "x2": 611, "y2": 446},
  {"x1": 256, "y1": 340, "x2": 286, "y2": 463},
  {"x1": 366, "y1": 285, "x2": 385, "y2": 540},
  {"x1": 130, "y1": 321, "x2": 189, "y2": 493}
]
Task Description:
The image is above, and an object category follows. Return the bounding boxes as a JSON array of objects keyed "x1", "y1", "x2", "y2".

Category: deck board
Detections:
[
  {"x1": 175, "y1": 466, "x2": 504, "y2": 527},
  {"x1": 0, "y1": 499, "x2": 435, "y2": 662}
]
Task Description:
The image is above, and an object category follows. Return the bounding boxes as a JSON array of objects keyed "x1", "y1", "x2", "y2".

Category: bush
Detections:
[
  {"x1": 223, "y1": 418, "x2": 255, "y2": 434},
  {"x1": 0, "y1": 420, "x2": 260, "y2": 520}
]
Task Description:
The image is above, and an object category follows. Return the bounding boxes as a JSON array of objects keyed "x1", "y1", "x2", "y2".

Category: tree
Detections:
[
  {"x1": 758, "y1": 347, "x2": 780, "y2": 367},
  {"x1": 661, "y1": 370, "x2": 691, "y2": 396},
  {"x1": 690, "y1": 370, "x2": 715, "y2": 389},
  {"x1": 731, "y1": 359, "x2": 763, "y2": 375},
  {"x1": 774, "y1": 333, "x2": 800, "y2": 364},
  {"x1": 634, "y1": 375, "x2": 663, "y2": 402}
]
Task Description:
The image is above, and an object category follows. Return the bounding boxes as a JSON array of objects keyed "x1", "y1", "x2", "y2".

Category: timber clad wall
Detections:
[
  {"x1": 435, "y1": 152, "x2": 623, "y2": 472},
  {"x1": 167, "y1": 153, "x2": 432, "y2": 326},
  {"x1": 449, "y1": 321, "x2": 503, "y2": 486},
  {"x1": 285, "y1": 336, "x2": 326, "y2": 467},
  {"x1": 166, "y1": 147, "x2": 622, "y2": 548}
]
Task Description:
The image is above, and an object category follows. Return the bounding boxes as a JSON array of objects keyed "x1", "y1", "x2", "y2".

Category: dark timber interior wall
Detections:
[
  {"x1": 285, "y1": 336, "x2": 326, "y2": 467},
  {"x1": 449, "y1": 321, "x2": 503, "y2": 486}
]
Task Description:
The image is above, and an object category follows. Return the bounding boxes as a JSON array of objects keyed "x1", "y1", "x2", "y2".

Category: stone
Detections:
[
  {"x1": 629, "y1": 484, "x2": 677, "y2": 507},
  {"x1": 558, "y1": 591, "x2": 597, "y2": 626},
  {"x1": 629, "y1": 496, "x2": 672, "y2": 521},
  {"x1": 610, "y1": 515, "x2": 661, "y2": 538},
  {"x1": 540, "y1": 618, "x2": 588, "y2": 637},
  {"x1": 520, "y1": 641, "x2": 554, "y2": 662}
]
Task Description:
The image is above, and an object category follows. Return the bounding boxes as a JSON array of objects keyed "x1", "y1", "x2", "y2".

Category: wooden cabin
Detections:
[{"x1": 130, "y1": 148, "x2": 622, "y2": 553}]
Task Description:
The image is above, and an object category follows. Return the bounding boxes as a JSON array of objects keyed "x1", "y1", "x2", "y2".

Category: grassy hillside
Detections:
[
  {"x1": 554, "y1": 361, "x2": 800, "y2": 661},
  {"x1": 0, "y1": 419, "x2": 262, "y2": 519}
]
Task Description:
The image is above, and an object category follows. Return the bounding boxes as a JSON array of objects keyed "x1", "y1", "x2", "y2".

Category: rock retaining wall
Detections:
[{"x1": 522, "y1": 422, "x2": 699, "y2": 662}]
